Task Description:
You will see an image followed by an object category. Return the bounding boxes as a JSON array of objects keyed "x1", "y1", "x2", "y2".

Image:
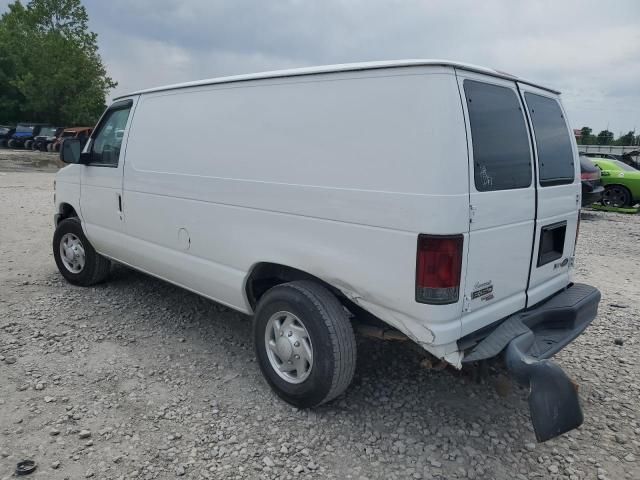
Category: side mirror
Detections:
[
  {"x1": 600, "y1": 170, "x2": 610, "y2": 176},
  {"x1": 60, "y1": 138, "x2": 83, "y2": 164}
]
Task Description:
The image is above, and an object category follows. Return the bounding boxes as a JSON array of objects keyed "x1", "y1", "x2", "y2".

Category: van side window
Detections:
[
  {"x1": 464, "y1": 80, "x2": 532, "y2": 192},
  {"x1": 90, "y1": 107, "x2": 131, "y2": 167},
  {"x1": 524, "y1": 93, "x2": 575, "y2": 186}
]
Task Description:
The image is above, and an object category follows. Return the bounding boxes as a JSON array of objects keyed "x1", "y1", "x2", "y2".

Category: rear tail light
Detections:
[
  {"x1": 580, "y1": 171, "x2": 600, "y2": 181},
  {"x1": 416, "y1": 234, "x2": 463, "y2": 304}
]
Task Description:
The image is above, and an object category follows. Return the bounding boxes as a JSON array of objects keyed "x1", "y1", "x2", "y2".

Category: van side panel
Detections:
[{"x1": 119, "y1": 67, "x2": 471, "y2": 354}]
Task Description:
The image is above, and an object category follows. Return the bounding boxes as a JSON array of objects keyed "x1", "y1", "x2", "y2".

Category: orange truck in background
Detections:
[{"x1": 49, "y1": 127, "x2": 92, "y2": 152}]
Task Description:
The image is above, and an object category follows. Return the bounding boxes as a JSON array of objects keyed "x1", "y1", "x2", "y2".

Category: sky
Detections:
[{"x1": 3, "y1": 0, "x2": 639, "y2": 135}]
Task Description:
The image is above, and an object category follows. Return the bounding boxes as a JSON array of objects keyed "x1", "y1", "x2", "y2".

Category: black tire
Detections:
[
  {"x1": 53, "y1": 218, "x2": 111, "y2": 286},
  {"x1": 24, "y1": 140, "x2": 33, "y2": 150},
  {"x1": 253, "y1": 280, "x2": 356, "y2": 408},
  {"x1": 7, "y1": 139, "x2": 17, "y2": 149},
  {"x1": 602, "y1": 185, "x2": 631, "y2": 208}
]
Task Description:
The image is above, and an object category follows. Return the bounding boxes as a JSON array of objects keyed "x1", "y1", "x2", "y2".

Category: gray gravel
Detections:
[
  {"x1": 1, "y1": 163, "x2": 639, "y2": 479},
  {"x1": 0, "y1": 148, "x2": 60, "y2": 173}
]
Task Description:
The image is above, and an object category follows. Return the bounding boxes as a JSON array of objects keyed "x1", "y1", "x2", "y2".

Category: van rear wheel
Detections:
[
  {"x1": 253, "y1": 281, "x2": 356, "y2": 408},
  {"x1": 53, "y1": 218, "x2": 111, "y2": 286}
]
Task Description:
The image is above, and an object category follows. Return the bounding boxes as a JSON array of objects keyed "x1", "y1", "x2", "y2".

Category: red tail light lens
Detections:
[
  {"x1": 416, "y1": 234, "x2": 464, "y2": 304},
  {"x1": 580, "y1": 171, "x2": 600, "y2": 181}
]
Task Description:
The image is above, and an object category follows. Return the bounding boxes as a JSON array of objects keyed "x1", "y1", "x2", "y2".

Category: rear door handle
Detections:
[{"x1": 117, "y1": 194, "x2": 124, "y2": 221}]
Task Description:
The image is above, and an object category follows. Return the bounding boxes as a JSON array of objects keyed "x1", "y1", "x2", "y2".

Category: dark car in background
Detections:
[
  {"x1": 32, "y1": 126, "x2": 64, "y2": 151},
  {"x1": 7, "y1": 123, "x2": 52, "y2": 149},
  {"x1": 0, "y1": 125, "x2": 16, "y2": 147},
  {"x1": 580, "y1": 155, "x2": 604, "y2": 206}
]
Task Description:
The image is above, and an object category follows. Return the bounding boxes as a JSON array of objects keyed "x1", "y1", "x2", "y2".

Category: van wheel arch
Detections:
[
  {"x1": 56, "y1": 203, "x2": 79, "y2": 225},
  {"x1": 245, "y1": 263, "x2": 345, "y2": 311},
  {"x1": 245, "y1": 263, "x2": 388, "y2": 330}
]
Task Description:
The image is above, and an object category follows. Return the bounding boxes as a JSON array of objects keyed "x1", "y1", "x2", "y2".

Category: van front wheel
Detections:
[
  {"x1": 253, "y1": 281, "x2": 356, "y2": 408},
  {"x1": 53, "y1": 218, "x2": 111, "y2": 286}
]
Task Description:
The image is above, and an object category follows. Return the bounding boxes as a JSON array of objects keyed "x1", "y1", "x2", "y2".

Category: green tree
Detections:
[
  {"x1": 0, "y1": 0, "x2": 115, "y2": 125},
  {"x1": 616, "y1": 131, "x2": 635, "y2": 146},
  {"x1": 0, "y1": 1, "x2": 29, "y2": 123},
  {"x1": 596, "y1": 129, "x2": 614, "y2": 145},
  {"x1": 579, "y1": 126, "x2": 593, "y2": 145}
]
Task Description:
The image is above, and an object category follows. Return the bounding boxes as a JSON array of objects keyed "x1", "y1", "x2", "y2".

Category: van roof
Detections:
[{"x1": 115, "y1": 59, "x2": 560, "y2": 99}]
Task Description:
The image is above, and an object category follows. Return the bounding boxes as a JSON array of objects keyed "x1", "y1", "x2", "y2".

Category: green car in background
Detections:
[{"x1": 590, "y1": 158, "x2": 640, "y2": 207}]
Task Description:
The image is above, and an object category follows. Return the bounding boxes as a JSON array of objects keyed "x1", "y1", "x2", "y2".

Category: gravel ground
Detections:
[
  {"x1": 1, "y1": 154, "x2": 639, "y2": 479},
  {"x1": 0, "y1": 149, "x2": 60, "y2": 173}
]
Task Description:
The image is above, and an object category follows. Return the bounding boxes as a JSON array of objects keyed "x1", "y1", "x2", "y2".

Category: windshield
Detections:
[
  {"x1": 16, "y1": 125, "x2": 34, "y2": 134},
  {"x1": 39, "y1": 127, "x2": 57, "y2": 136},
  {"x1": 612, "y1": 160, "x2": 637, "y2": 172}
]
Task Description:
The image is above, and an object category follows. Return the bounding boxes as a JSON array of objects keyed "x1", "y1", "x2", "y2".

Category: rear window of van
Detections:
[
  {"x1": 524, "y1": 93, "x2": 575, "y2": 186},
  {"x1": 464, "y1": 80, "x2": 532, "y2": 192}
]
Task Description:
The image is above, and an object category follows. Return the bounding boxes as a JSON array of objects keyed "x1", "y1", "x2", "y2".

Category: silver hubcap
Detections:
[
  {"x1": 59, "y1": 233, "x2": 85, "y2": 274},
  {"x1": 265, "y1": 311, "x2": 313, "y2": 384}
]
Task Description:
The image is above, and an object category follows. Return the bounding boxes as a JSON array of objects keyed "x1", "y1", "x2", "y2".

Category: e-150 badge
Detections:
[{"x1": 471, "y1": 281, "x2": 494, "y2": 301}]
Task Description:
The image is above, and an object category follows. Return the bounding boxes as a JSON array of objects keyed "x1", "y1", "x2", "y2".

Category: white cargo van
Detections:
[{"x1": 54, "y1": 60, "x2": 600, "y2": 442}]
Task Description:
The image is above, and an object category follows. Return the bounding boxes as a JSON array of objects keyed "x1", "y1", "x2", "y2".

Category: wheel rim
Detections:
[
  {"x1": 603, "y1": 187, "x2": 628, "y2": 207},
  {"x1": 265, "y1": 311, "x2": 313, "y2": 384},
  {"x1": 59, "y1": 233, "x2": 85, "y2": 274}
]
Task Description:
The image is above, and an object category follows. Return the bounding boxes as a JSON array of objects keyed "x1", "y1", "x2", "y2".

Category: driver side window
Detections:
[{"x1": 90, "y1": 107, "x2": 131, "y2": 166}]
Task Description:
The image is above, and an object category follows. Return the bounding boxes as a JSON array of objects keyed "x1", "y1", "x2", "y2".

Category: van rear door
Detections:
[
  {"x1": 455, "y1": 72, "x2": 536, "y2": 337},
  {"x1": 518, "y1": 84, "x2": 579, "y2": 306}
]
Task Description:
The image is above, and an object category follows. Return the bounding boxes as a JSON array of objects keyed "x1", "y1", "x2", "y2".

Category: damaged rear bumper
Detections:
[{"x1": 462, "y1": 283, "x2": 601, "y2": 442}]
